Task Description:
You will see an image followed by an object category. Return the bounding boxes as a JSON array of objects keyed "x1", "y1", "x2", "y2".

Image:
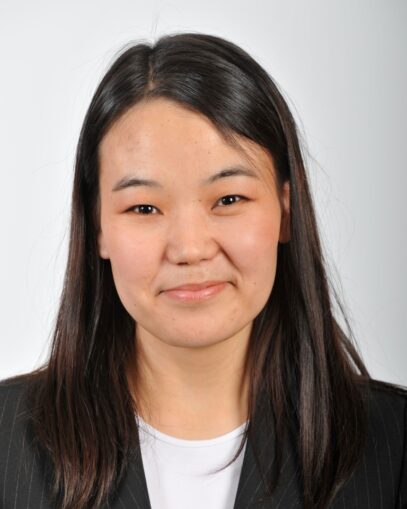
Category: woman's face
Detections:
[{"x1": 98, "y1": 98, "x2": 290, "y2": 349}]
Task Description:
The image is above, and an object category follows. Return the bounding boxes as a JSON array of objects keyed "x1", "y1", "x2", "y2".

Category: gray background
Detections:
[{"x1": 0, "y1": 0, "x2": 406, "y2": 385}]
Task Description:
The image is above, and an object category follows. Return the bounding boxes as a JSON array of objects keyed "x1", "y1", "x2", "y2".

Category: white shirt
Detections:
[{"x1": 137, "y1": 414, "x2": 249, "y2": 509}]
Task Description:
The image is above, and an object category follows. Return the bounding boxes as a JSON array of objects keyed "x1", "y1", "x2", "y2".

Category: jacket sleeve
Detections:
[{"x1": 396, "y1": 395, "x2": 407, "y2": 508}]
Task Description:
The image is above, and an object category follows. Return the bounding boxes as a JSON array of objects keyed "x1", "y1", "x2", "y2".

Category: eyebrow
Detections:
[{"x1": 111, "y1": 165, "x2": 260, "y2": 192}]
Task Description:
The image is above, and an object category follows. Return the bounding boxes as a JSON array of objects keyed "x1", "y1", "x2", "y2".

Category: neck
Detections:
[{"x1": 127, "y1": 323, "x2": 252, "y2": 440}]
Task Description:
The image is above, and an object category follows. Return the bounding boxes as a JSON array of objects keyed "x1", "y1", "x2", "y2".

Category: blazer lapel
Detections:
[
  {"x1": 233, "y1": 386, "x2": 302, "y2": 508},
  {"x1": 109, "y1": 443, "x2": 152, "y2": 509}
]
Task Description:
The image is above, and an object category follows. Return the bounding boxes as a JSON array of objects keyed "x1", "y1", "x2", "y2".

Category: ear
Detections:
[
  {"x1": 278, "y1": 181, "x2": 290, "y2": 243},
  {"x1": 97, "y1": 230, "x2": 110, "y2": 259}
]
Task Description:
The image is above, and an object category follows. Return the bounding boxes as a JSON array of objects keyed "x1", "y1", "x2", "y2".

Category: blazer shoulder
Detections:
[
  {"x1": 0, "y1": 372, "x2": 47, "y2": 450},
  {"x1": 0, "y1": 374, "x2": 35, "y2": 440},
  {"x1": 363, "y1": 380, "x2": 407, "y2": 506},
  {"x1": 0, "y1": 373, "x2": 56, "y2": 509},
  {"x1": 364, "y1": 380, "x2": 407, "y2": 433}
]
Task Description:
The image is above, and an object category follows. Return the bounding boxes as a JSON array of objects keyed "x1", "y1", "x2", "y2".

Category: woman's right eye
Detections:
[{"x1": 126, "y1": 204, "x2": 158, "y2": 215}]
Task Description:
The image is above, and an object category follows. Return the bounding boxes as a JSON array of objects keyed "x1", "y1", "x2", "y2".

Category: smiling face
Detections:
[{"x1": 97, "y1": 97, "x2": 290, "y2": 350}]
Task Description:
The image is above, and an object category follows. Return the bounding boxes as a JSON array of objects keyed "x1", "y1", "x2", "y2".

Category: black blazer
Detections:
[{"x1": 0, "y1": 376, "x2": 406, "y2": 508}]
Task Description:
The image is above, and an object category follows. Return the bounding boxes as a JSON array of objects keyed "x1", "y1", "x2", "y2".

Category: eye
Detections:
[
  {"x1": 216, "y1": 194, "x2": 247, "y2": 207},
  {"x1": 127, "y1": 204, "x2": 159, "y2": 215}
]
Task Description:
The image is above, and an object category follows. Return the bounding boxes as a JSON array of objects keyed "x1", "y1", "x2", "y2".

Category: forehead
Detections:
[{"x1": 98, "y1": 98, "x2": 278, "y2": 189}]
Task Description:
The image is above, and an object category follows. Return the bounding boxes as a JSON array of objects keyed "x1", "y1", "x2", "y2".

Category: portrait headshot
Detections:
[{"x1": 0, "y1": 2, "x2": 406, "y2": 508}]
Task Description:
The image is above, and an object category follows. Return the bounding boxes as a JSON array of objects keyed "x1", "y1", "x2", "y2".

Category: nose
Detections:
[{"x1": 165, "y1": 207, "x2": 218, "y2": 265}]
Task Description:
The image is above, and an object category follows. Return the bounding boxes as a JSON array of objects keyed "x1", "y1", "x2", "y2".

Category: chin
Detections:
[{"x1": 159, "y1": 332, "x2": 228, "y2": 349}]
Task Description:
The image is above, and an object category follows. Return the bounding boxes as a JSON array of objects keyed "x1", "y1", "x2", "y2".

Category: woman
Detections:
[{"x1": 0, "y1": 32, "x2": 406, "y2": 509}]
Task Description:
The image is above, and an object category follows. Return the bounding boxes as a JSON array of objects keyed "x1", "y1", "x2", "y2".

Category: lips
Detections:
[
  {"x1": 162, "y1": 281, "x2": 228, "y2": 302},
  {"x1": 165, "y1": 280, "x2": 225, "y2": 292}
]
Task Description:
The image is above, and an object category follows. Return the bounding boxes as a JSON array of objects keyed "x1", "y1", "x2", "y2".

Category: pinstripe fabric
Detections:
[{"x1": 0, "y1": 377, "x2": 406, "y2": 508}]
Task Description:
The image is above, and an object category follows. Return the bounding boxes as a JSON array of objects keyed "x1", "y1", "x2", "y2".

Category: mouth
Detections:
[
  {"x1": 161, "y1": 281, "x2": 228, "y2": 302},
  {"x1": 164, "y1": 280, "x2": 226, "y2": 292}
]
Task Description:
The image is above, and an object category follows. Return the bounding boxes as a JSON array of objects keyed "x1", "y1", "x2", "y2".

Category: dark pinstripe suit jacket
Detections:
[{"x1": 0, "y1": 377, "x2": 406, "y2": 508}]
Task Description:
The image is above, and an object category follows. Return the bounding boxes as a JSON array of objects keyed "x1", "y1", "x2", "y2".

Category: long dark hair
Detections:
[{"x1": 14, "y1": 32, "x2": 406, "y2": 508}]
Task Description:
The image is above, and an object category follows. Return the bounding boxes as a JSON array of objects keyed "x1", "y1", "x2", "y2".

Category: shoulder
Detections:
[
  {"x1": 339, "y1": 378, "x2": 407, "y2": 506},
  {"x1": 0, "y1": 372, "x2": 48, "y2": 458},
  {"x1": 0, "y1": 375, "x2": 30, "y2": 445},
  {"x1": 0, "y1": 374, "x2": 33, "y2": 433},
  {"x1": 0, "y1": 373, "x2": 54, "y2": 508},
  {"x1": 363, "y1": 379, "x2": 407, "y2": 447},
  {"x1": 360, "y1": 379, "x2": 407, "y2": 474},
  {"x1": 0, "y1": 373, "x2": 42, "y2": 462}
]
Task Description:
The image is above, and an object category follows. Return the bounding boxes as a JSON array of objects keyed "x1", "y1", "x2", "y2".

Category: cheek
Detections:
[
  {"x1": 229, "y1": 212, "x2": 280, "y2": 276},
  {"x1": 107, "y1": 230, "x2": 160, "y2": 300},
  {"x1": 222, "y1": 211, "x2": 281, "y2": 319}
]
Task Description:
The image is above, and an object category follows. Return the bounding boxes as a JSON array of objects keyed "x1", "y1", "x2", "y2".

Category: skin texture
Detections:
[{"x1": 97, "y1": 98, "x2": 290, "y2": 439}]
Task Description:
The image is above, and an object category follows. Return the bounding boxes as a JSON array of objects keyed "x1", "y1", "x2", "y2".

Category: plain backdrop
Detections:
[{"x1": 0, "y1": 0, "x2": 406, "y2": 385}]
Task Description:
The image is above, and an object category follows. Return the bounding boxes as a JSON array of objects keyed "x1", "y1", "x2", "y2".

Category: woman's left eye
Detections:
[{"x1": 216, "y1": 195, "x2": 247, "y2": 207}]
